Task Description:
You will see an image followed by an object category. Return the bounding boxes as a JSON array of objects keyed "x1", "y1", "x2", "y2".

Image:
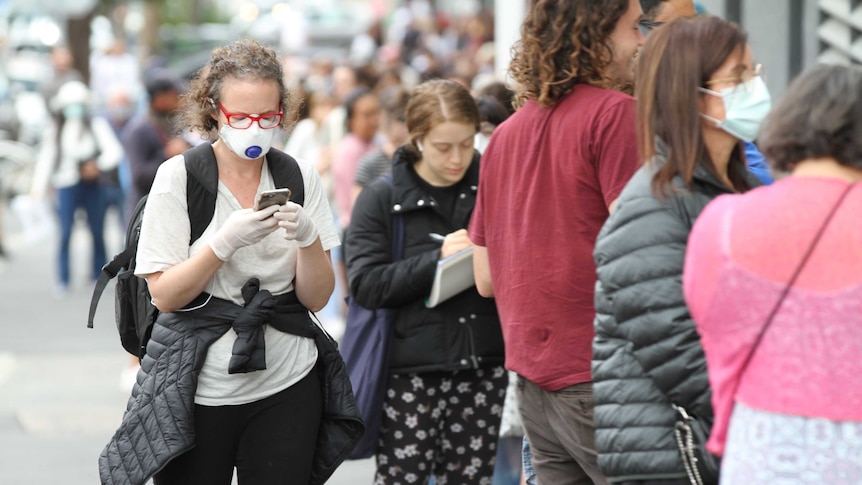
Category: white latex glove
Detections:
[
  {"x1": 273, "y1": 201, "x2": 319, "y2": 248},
  {"x1": 208, "y1": 205, "x2": 280, "y2": 261}
]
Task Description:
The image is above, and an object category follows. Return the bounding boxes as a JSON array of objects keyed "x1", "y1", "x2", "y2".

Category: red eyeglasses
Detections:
[{"x1": 216, "y1": 102, "x2": 283, "y2": 129}]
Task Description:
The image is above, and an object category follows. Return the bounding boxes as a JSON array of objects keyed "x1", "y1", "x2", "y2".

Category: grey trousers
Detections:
[{"x1": 516, "y1": 377, "x2": 609, "y2": 485}]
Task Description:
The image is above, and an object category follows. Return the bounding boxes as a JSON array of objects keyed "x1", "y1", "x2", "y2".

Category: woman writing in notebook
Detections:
[{"x1": 345, "y1": 79, "x2": 506, "y2": 485}]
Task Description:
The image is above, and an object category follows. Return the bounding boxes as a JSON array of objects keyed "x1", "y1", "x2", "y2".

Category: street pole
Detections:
[{"x1": 494, "y1": 0, "x2": 526, "y2": 84}]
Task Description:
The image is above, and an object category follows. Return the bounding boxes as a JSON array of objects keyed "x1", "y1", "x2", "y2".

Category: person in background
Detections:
[
  {"x1": 332, "y1": 87, "x2": 382, "y2": 233},
  {"x1": 592, "y1": 16, "x2": 766, "y2": 484},
  {"x1": 639, "y1": 0, "x2": 775, "y2": 185},
  {"x1": 89, "y1": 38, "x2": 143, "y2": 113},
  {"x1": 346, "y1": 79, "x2": 506, "y2": 485},
  {"x1": 284, "y1": 90, "x2": 337, "y2": 179},
  {"x1": 100, "y1": 38, "x2": 341, "y2": 484},
  {"x1": 318, "y1": 65, "x2": 360, "y2": 182},
  {"x1": 473, "y1": 94, "x2": 511, "y2": 154},
  {"x1": 39, "y1": 45, "x2": 82, "y2": 103},
  {"x1": 331, "y1": 87, "x2": 381, "y2": 309},
  {"x1": 469, "y1": 1, "x2": 645, "y2": 483},
  {"x1": 684, "y1": 63, "x2": 862, "y2": 484},
  {"x1": 31, "y1": 80, "x2": 123, "y2": 296},
  {"x1": 101, "y1": 87, "x2": 136, "y2": 230},
  {"x1": 121, "y1": 71, "x2": 190, "y2": 224},
  {"x1": 352, "y1": 84, "x2": 410, "y2": 199}
]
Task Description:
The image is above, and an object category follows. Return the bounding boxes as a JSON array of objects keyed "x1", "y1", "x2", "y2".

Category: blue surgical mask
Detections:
[
  {"x1": 699, "y1": 76, "x2": 772, "y2": 142},
  {"x1": 63, "y1": 104, "x2": 86, "y2": 120}
]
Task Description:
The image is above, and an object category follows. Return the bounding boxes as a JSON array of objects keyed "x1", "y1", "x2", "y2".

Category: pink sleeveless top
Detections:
[{"x1": 683, "y1": 176, "x2": 862, "y2": 455}]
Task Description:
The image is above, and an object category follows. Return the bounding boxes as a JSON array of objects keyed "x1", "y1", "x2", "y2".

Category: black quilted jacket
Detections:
[
  {"x1": 591, "y1": 158, "x2": 759, "y2": 482},
  {"x1": 98, "y1": 293, "x2": 363, "y2": 485}
]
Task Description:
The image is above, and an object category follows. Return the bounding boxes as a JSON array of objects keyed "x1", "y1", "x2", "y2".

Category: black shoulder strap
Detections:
[
  {"x1": 87, "y1": 195, "x2": 148, "y2": 329},
  {"x1": 734, "y1": 183, "x2": 854, "y2": 392},
  {"x1": 266, "y1": 147, "x2": 305, "y2": 206},
  {"x1": 184, "y1": 144, "x2": 306, "y2": 245},
  {"x1": 184, "y1": 142, "x2": 219, "y2": 245}
]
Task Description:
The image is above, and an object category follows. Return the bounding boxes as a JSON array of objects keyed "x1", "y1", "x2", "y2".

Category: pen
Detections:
[{"x1": 428, "y1": 233, "x2": 446, "y2": 242}]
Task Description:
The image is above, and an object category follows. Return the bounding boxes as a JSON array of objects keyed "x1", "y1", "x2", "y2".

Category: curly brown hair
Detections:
[
  {"x1": 509, "y1": 0, "x2": 632, "y2": 108},
  {"x1": 178, "y1": 38, "x2": 298, "y2": 138}
]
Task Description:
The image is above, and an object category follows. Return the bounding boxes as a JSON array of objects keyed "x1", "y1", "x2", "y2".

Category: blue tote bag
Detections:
[{"x1": 340, "y1": 175, "x2": 405, "y2": 459}]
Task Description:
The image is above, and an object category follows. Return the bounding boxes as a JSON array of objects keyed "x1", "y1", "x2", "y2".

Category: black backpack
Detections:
[{"x1": 87, "y1": 143, "x2": 305, "y2": 359}]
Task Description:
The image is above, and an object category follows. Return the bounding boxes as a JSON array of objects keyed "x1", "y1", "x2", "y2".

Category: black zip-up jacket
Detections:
[
  {"x1": 345, "y1": 146, "x2": 504, "y2": 374},
  {"x1": 592, "y1": 156, "x2": 759, "y2": 481}
]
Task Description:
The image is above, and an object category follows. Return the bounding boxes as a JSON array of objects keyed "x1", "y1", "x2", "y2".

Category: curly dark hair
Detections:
[
  {"x1": 509, "y1": 0, "x2": 632, "y2": 108},
  {"x1": 759, "y1": 64, "x2": 862, "y2": 173},
  {"x1": 179, "y1": 38, "x2": 298, "y2": 138}
]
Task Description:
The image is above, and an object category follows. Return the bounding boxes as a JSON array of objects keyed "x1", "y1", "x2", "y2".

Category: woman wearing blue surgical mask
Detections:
[
  {"x1": 100, "y1": 39, "x2": 350, "y2": 485},
  {"x1": 31, "y1": 80, "x2": 123, "y2": 296},
  {"x1": 591, "y1": 17, "x2": 764, "y2": 485}
]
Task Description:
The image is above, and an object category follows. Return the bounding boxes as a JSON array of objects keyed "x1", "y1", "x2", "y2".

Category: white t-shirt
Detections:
[{"x1": 135, "y1": 152, "x2": 340, "y2": 405}]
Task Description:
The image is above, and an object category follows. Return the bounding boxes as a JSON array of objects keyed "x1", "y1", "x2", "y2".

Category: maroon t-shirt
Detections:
[{"x1": 469, "y1": 85, "x2": 639, "y2": 391}]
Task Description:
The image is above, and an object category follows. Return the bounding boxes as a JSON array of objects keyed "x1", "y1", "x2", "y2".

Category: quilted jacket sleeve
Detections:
[
  {"x1": 594, "y1": 189, "x2": 713, "y2": 421},
  {"x1": 345, "y1": 179, "x2": 439, "y2": 310}
]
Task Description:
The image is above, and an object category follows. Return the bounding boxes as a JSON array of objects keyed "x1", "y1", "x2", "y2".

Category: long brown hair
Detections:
[
  {"x1": 635, "y1": 16, "x2": 750, "y2": 196},
  {"x1": 510, "y1": 0, "x2": 631, "y2": 108}
]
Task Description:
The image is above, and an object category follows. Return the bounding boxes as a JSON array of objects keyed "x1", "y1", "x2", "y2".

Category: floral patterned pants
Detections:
[{"x1": 374, "y1": 366, "x2": 508, "y2": 485}]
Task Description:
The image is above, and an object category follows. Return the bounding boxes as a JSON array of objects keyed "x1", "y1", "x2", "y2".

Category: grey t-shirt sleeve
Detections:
[{"x1": 355, "y1": 149, "x2": 393, "y2": 187}]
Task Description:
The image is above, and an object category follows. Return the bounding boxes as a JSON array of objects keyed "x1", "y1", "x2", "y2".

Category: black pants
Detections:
[{"x1": 154, "y1": 366, "x2": 322, "y2": 485}]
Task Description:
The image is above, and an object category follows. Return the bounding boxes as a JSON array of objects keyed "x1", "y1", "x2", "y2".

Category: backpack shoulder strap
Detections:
[
  {"x1": 183, "y1": 144, "x2": 305, "y2": 243},
  {"x1": 266, "y1": 147, "x2": 305, "y2": 206},
  {"x1": 87, "y1": 195, "x2": 147, "y2": 329},
  {"x1": 184, "y1": 143, "x2": 219, "y2": 245}
]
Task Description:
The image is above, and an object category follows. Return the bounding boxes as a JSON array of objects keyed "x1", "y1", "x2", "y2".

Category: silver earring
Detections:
[{"x1": 417, "y1": 141, "x2": 424, "y2": 152}]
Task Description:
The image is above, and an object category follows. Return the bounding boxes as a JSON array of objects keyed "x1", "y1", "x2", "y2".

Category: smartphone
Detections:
[{"x1": 254, "y1": 188, "x2": 292, "y2": 211}]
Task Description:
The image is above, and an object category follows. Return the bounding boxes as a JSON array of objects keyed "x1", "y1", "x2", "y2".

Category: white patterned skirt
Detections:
[{"x1": 721, "y1": 403, "x2": 862, "y2": 484}]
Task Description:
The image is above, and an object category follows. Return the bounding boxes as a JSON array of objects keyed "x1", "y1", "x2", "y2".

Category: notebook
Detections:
[{"x1": 425, "y1": 246, "x2": 475, "y2": 308}]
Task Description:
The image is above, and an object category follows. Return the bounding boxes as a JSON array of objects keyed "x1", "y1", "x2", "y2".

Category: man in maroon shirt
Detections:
[{"x1": 468, "y1": 1, "x2": 644, "y2": 483}]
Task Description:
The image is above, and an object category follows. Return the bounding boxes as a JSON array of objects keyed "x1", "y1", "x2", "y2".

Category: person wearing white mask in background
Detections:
[
  {"x1": 31, "y1": 80, "x2": 123, "y2": 296},
  {"x1": 100, "y1": 39, "x2": 348, "y2": 485},
  {"x1": 591, "y1": 16, "x2": 768, "y2": 485}
]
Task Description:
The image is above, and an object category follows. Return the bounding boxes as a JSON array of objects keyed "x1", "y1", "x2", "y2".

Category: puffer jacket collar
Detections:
[{"x1": 388, "y1": 145, "x2": 480, "y2": 223}]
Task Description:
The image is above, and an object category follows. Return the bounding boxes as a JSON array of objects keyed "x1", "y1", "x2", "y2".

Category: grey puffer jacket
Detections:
[
  {"x1": 99, "y1": 291, "x2": 363, "y2": 485},
  {"x1": 591, "y1": 157, "x2": 759, "y2": 482}
]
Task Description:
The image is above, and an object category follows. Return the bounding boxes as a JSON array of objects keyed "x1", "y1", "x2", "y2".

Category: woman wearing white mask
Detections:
[
  {"x1": 591, "y1": 17, "x2": 766, "y2": 485},
  {"x1": 32, "y1": 80, "x2": 123, "y2": 295},
  {"x1": 100, "y1": 39, "x2": 350, "y2": 485}
]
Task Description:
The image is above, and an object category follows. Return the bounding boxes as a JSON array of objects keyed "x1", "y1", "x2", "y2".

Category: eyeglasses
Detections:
[
  {"x1": 215, "y1": 102, "x2": 283, "y2": 129},
  {"x1": 705, "y1": 64, "x2": 765, "y2": 87},
  {"x1": 638, "y1": 19, "x2": 665, "y2": 36}
]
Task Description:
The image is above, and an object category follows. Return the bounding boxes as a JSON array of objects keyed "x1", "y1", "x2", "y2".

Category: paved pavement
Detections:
[{"x1": 0, "y1": 207, "x2": 374, "y2": 484}]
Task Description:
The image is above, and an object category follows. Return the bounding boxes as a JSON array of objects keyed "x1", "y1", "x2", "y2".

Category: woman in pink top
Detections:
[
  {"x1": 684, "y1": 64, "x2": 862, "y2": 484},
  {"x1": 332, "y1": 87, "x2": 381, "y2": 233}
]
